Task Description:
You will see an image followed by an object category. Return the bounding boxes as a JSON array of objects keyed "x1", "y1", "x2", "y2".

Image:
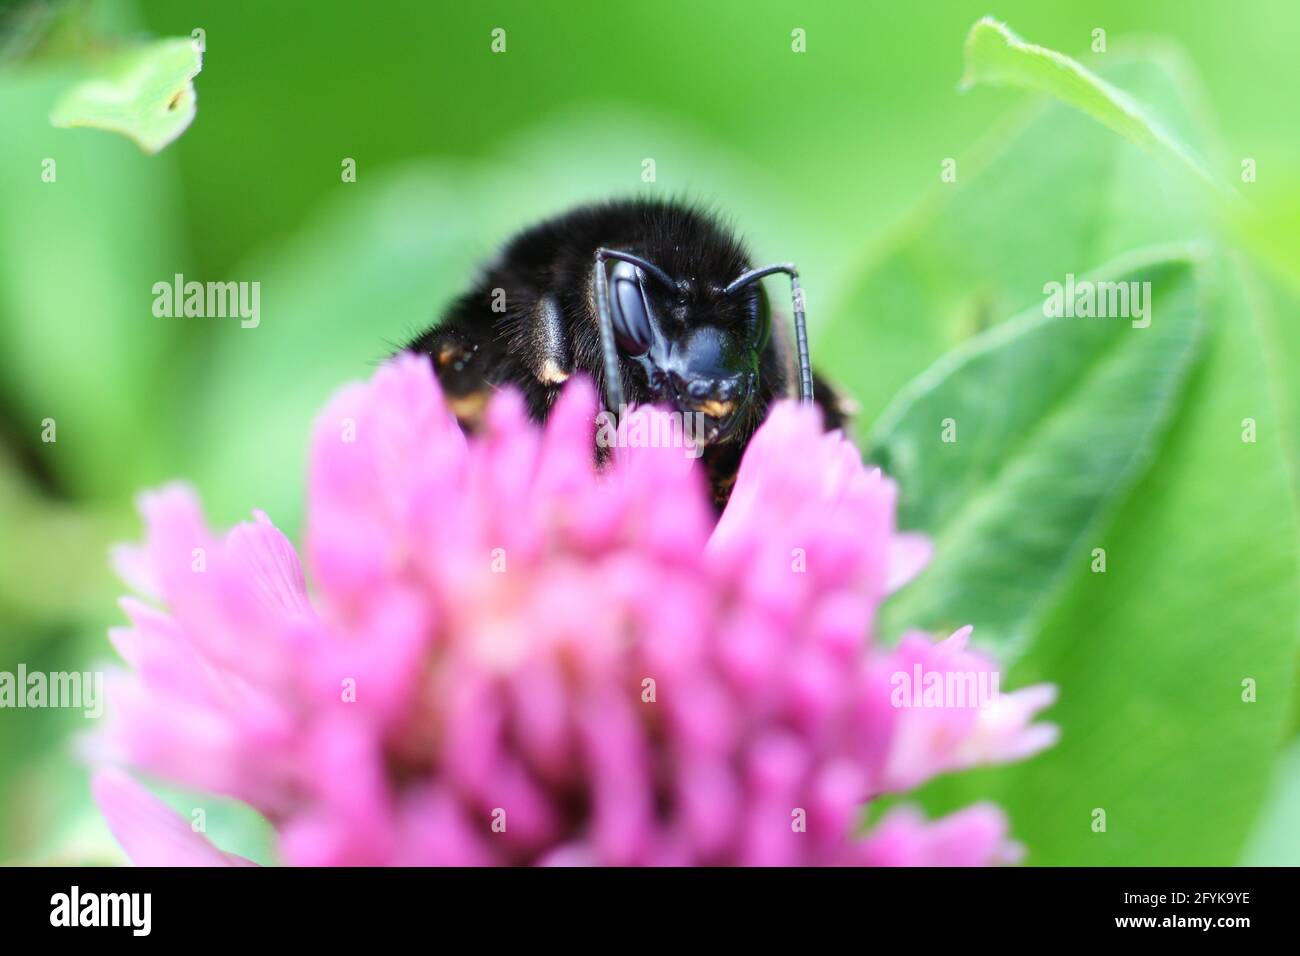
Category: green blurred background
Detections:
[{"x1": 1, "y1": 0, "x2": 1298, "y2": 864}]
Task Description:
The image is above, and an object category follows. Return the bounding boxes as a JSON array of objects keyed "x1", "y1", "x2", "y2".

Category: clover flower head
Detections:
[{"x1": 96, "y1": 354, "x2": 1056, "y2": 866}]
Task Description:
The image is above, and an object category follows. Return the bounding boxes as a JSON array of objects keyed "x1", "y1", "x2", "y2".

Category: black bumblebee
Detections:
[{"x1": 406, "y1": 198, "x2": 849, "y2": 505}]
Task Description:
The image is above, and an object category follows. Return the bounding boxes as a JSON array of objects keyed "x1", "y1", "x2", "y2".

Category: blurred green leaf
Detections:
[
  {"x1": 960, "y1": 17, "x2": 1222, "y2": 194},
  {"x1": 1241, "y1": 738, "x2": 1300, "y2": 865},
  {"x1": 145, "y1": 782, "x2": 276, "y2": 867},
  {"x1": 829, "y1": 34, "x2": 1299, "y2": 864},
  {"x1": 0, "y1": 67, "x2": 187, "y2": 498},
  {"x1": 185, "y1": 168, "x2": 481, "y2": 531},
  {"x1": 49, "y1": 36, "x2": 201, "y2": 153},
  {"x1": 991, "y1": 256, "x2": 1299, "y2": 864},
  {"x1": 1239, "y1": 263, "x2": 1300, "y2": 505},
  {"x1": 0, "y1": 446, "x2": 124, "y2": 626},
  {"x1": 868, "y1": 250, "x2": 1204, "y2": 661},
  {"x1": 0, "y1": 622, "x2": 107, "y2": 863},
  {"x1": 1229, "y1": 200, "x2": 1300, "y2": 510},
  {"x1": 820, "y1": 55, "x2": 1213, "y2": 425}
]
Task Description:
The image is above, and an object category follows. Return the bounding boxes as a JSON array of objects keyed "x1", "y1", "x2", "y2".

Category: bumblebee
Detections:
[{"x1": 406, "y1": 198, "x2": 848, "y2": 505}]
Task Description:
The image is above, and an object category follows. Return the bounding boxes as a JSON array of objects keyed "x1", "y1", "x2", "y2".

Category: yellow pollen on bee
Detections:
[
  {"x1": 447, "y1": 391, "x2": 488, "y2": 426},
  {"x1": 696, "y1": 399, "x2": 735, "y2": 419}
]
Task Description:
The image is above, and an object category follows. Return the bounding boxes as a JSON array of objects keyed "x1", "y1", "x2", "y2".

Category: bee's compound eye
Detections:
[{"x1": 610, "y1": 260, "x2": 653, "y2": 356}]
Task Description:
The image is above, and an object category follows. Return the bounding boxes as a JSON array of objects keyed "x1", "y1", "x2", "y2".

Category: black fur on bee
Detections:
[{"x1": 405, "y1": 197, "x2": 851, "y2": 507}]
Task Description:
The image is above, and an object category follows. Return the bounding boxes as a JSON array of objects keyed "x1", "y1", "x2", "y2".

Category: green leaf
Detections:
[
  {"x1": 49, "y1": 36, "x2": 202, "y2": 154},
  {"x1": 185, "y1": 169, "x2": 483, "y2": 531},
  {"x1": 959, "y1": 17, "x2": 1223, "y2": 195},
  {"x1": 987, "y1": 256, "x2": 1299, "y2": 864},
  {"x1": 819, "y1": 55, "x2": 1214, "y2": 426},
  {"x1": 1238, "y1": 262, "x2": 1300, "y2": 506},
  {"x1": 0, "y1": 446, "x2": 125, "y2": 626},
  {"x1": 824, "y1": 35, "x2": 1298, "y2": 864},
  {"x1": 1241, "y1": 739, "x2": 1300, "y2": 865},
  {"x1": 0, "y1": 68, "x2": 187, "y2": 497},
  {"x1": 868, "y1": 248, "x2": 1204, "y2": 661}
]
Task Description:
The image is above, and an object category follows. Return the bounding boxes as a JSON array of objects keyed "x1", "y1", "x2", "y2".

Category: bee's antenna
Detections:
[
  {"x1": 724, "y1": 264, "x2": 813, "y2": 404},
  {"x1": 593, "y1": 248, "x2": 676, "y2": 416}
]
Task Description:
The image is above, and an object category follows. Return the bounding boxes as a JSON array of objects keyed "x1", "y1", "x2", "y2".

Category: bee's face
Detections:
[{"x1": 607, "y1": 258, "x2": 770, "y2": 444}]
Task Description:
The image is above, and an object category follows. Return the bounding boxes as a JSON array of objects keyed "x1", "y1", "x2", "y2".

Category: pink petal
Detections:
[{"x1": 92, "y1": 769, "x2": 255, "y2": 867}]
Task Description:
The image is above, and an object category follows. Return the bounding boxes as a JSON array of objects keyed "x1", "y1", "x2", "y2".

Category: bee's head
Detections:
[{"x1": 602, "y1": 255, "x2": 769, "y2": 444}]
